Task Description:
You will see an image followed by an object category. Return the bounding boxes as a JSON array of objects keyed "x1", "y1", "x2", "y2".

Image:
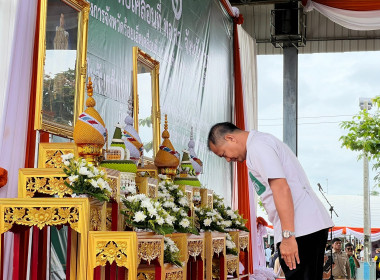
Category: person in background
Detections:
[
  {"x1": 345, "y1": 243, "x2": 360, "y2": 279},
  {"x1": 374, "y1": 248, "x2": 380, "y2": 279},
  {"x1": 332, "y1": 238, "x2": 351, "y2": 280},
  {"x1": 359, "y1": 245, "x2": 364, "y2": 261},
  {"x1": 265, "y1": 243, "x2": 272, "y2": 267},
  {"x1": 274, "y1": 256, "x2": 285, "y2": 278}
]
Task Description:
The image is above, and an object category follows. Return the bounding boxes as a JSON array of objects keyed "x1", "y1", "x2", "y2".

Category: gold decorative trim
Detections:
[
  {"x1": 188, "y1": 240, "x2": 203, "y2": 260},
  {"x1": 137, "y1": 272, "x2": 155, "y2": 280},
  {"x1": 239, "y1": 236, "x2": 249, "y2": 251},
  {"x1": 3, "y1": 206, "x2": 79, "y2": 233},
  {"x1": 165, "y1": 270, "x2": 183, "y2": 280},
  {"x1": 25, "y1": 176, "x2": 72, "y2": 198},
  {"x1": 227, "y1": 257, "x2": 239, "y2": 274},
  {"x1": 95, "y1": 241, "x2": 128, "y2": 267},
  {"x1": 90, "y1": 207, "x2": 102, "y2": 231},
  {"x1": 138, "y1": 240, "x2": 161, "y2": 264},
  {"x1": 212, "y1": 238, "x2": 224, "y2": 257}
]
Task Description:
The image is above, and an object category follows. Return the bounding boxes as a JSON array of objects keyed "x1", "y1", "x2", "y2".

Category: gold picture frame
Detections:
[
  {"x1": 34, "y1": 0, "x2": 89, "y2": 138},
  {"x1": 132, "y1": 46, "x2": 161, "y2": 159}
]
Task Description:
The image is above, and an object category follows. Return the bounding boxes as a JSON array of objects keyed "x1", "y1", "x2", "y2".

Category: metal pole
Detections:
[{"x1": 363, "y1": 100, "x2": 372, "y2": 263}]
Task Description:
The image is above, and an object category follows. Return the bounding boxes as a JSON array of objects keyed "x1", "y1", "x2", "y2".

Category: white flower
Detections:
[
  {"x1": 157, "y1": 217, "x2": 165, "y2": 225},
  {"x1": 133, "y1": 211, "x2": 146, "y2": 223},
  {"x1": 141, "y1": 199, "x2": 153, "y2": 209},
  {"x1": 203, "y1": 218, "x2": 212, "y2": 227},
  {"x1": 88, "y1": 179, "x2": 98, "y2": 188},
  {"x1": 165, "y1": 215, "x2": 176, "y2": 226},
  {"x1": 79, "y1": 167, "x2": 91, "y2": 176},
  {"x1": 64, "y1": 161, "x2": 70, "y2": 166},
  {"x1": 147, "y1": 207, "x2": 157, "y2": 217},
  {"x1": 226, "y1": 240, "x2": 236, "y2": 249},
  {"x1": 61, "y1": 153, "x2": 74, "y2": 161},
  {"x1": 226, "y1": 210, "x2": 234, "y2": 216},
  {"x1": 222, "y1": 221, "x2": 232, "y2": 228},
  {"x1": 235, "y1": 220, "x2": 241, "y2": 225},
  {"x1": 68, "y1": 175, "x2": 79, "y2": 183},
  {"x1": 179, "y1": 218, "x2": 190, "y2": 228},
  {"x1": 178, "y1": 197, "x2": 188, "y2": 207},
  {"x1": 180, "y1": 210, "x2": 188, "y2": 217},
  {"x1": 177, "y1": 190, "x2": 183, "y2": 196},
  {"x1": 172, "y1": 207, "x2": 180, "y2": 212}
]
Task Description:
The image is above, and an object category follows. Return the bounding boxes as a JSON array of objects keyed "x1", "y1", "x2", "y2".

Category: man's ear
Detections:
[{"x1": 224, "y1": 134, "x2": 236, "y2": 143}]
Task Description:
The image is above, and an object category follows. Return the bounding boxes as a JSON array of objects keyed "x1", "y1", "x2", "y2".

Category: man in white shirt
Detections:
[
  {"x1": 208, "y1": 122, "x2": 334, "y2": 280},
  {"x1": 265, "y1": 244, "x2": 272, "y2": 267}
]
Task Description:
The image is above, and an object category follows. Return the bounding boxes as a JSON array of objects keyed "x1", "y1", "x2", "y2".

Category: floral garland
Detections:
[
  {"x1": 194, "y1": 206, "x2": 225, "y2": 233},
  {"x1": 121, "y1": 194, "x2": 175, "y2": 235},
  {"x1": 61, "y1": 154, "x2": 112, "y2": 202},
  {"x1": 158, "y1": 181, "x2": 198, "y2": 235},
  {"x1": 164, "y1": 237, "x2": 182, "y2": 267},
  {"x1": 226, "y1": 233, "x2": 238, "y2": 256},
  {"x1": 213, "y1": 194, "x2": 249, "y2": 232}
]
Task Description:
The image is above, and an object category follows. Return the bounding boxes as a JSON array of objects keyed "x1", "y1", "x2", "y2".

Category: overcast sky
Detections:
[{"x1": 257, "y1": 51, "x2": 380, "y2": 198}]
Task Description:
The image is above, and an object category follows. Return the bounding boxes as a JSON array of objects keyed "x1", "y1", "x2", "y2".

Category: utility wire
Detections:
[{"x1": 259, "y1": 114, "x2": 354, "y2": 121}]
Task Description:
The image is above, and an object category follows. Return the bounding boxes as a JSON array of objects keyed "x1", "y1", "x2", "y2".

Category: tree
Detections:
[{"x1": 339, "y1": 96, "x2": 380, "y2": 188}]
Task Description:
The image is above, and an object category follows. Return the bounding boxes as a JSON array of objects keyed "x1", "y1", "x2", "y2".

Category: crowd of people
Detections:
[{"x1": 265, "y1": 239, "x2": 380, "y2": 280}]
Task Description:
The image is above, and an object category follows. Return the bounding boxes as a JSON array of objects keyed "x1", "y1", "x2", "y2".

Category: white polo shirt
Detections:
[{"x1": 246, "y1": 130, "x2": 334, "y2": 244}]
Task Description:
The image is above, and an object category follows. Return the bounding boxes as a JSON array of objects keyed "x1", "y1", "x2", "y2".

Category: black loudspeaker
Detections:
[{"x1": 274, "y1": 2, "x2": 299, "y2": 36}]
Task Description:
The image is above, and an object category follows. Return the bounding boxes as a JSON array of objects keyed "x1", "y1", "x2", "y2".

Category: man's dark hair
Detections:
[
  {"x1": 345, "y1": 242, "x2": 353, "y2": 249},
  {"x1": 332, "y1": 238, "x2": 342, "y2": 244},
  {"x1": 207, "y1": 122, "x2": 241, "y2": 149}
]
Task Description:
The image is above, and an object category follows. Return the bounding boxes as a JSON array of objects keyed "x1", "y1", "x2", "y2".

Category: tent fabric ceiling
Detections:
[{"x1": 302, "y1": 0, "x2": 380, "y2": 11}]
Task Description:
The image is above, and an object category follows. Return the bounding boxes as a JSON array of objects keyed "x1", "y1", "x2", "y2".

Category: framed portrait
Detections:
[
  {"x1": 34, "y1": 0, "x2": 89, "y2": 138},
  {"x1": 132, "y1": 47, "x2": 161, "y2": 159}
]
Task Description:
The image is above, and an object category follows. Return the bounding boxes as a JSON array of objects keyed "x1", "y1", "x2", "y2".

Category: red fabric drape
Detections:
[
  {"x1": 232, "y1": 15, "x2": 253, "y2": 274},
  {"x1": 25, "y1": 0, "x2": 49, "y2": 169},
  {"x1": 302, "y1": 0, "x2": 380, "y2": 11}
]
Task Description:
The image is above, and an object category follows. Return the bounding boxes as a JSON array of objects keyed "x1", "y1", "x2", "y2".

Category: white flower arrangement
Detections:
[
  {"x1": 164, "y1": 237, "x2": 182, "y2": 267},
  {"x1": 226, "y1": 233, "x2": 238, "y2": 255},
  {"x1": 194, "y1": 206, "x2": 225, "y2": 232},
  {"x1": 61, "y1": 154, "x2": 111, "y2": 202},
  {"x1": 213, "y1": 193, "x2": 249, "y2": 232},
  {"x1": 121, "y1": 194, "x2": 175, "y2": 235},
  {"x1": 157, "y1": 181, "x2": 198, "y2": 235}
]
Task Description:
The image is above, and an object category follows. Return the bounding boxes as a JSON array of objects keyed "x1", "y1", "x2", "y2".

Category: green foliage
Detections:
[
  {"x1": 194, "y1": 206, "x2": 226, "y2": 233},
  {"x1": 164, "y1": 237, "x2": 182, "y2": 267},
  {"x1": 339, "y1": 96, "x2": 380, "y2": 188},
  {"x1": 226, "y1": 233, "x2": 239, "y2": 256}
]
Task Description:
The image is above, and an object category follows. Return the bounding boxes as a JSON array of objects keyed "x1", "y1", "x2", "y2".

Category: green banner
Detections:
[{"x1": 87, "y1": 0, "x2": 234, "y2": 200}]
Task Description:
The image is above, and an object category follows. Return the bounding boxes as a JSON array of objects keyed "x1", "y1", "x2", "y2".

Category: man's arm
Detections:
[
  {"x1": 353, "y1": 255, "x2": 360, "y2": 268},
  {"x1": 269, "y1": 178, "x2": 299, "y2": 270}
]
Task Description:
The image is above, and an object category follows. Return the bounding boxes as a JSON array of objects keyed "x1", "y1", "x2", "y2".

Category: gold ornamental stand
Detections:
[{"x1": 204, "y1": 231, "x2": 227, "y2": 280}]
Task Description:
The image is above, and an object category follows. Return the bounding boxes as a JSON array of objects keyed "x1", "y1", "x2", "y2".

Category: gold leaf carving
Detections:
[
  {"x1": 90, "y1": 208, "x2": 102, "y2": 231},
  {"x1": 137, "y1": 273, "x2": 155, "y2": 280},
  {"x1": 25, "y1": 176, "x2": 72, "y2": 198},
  {"x1": 188, "y1": 240, "x2": 203, "y2": 260},
  {"x1": 138, "y1": 240, "x2": 161, "y2": 264},
  {"x1": 239, "y1": 236, "x2": 249, "y2": 251},
  {"x1": 165, "y1": 270, "x2": 183, "y2": 280},
  {"x1": 227, "y1": 257, "x2": 239, "y2": 274},
  {"x1": 95, "y1": 241, "x2": 128, "y2": 267},
  {"x1": 3, "y1": 207, "x2": 79, "y2": 232},
  {"x1": 212, "y1": 238, "x2": 224, "y2": 257}
]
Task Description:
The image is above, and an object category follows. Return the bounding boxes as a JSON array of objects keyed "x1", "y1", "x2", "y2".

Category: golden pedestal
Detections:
[
  {"x1": 186, "y1": 233, "x2": 205, "y2": 280},
  {"x1": 18, "y1": 168, "x2": 71, "y2": 198},
  {"x1": 226, "y1": 254, "x2": 239, "y2": 279},
  {"x1": 229, "y1": 231, "x2": 250, "y2": 279},
  {"x1": 0, "y1": 198, "x2": 91, "y2": 280},
  {"x1": 87, "y1": 231, "x2": 138, "y2": 280},
  {"x1": 135, "y1": 177, "x2": 158, "y2": 198},
  {"x1": 37, "y1": 142, "x2": 77, "y2": 169},
  {"x1": 137, "y1": 232, "x2": 165, "y2": 280},
  {"x1": 204, "y1": 232, "x2": 226, "y2": 280}
]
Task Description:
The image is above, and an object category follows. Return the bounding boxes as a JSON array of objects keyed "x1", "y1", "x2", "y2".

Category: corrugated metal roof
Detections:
[{"x1": 238, "y1": 4, "x2": 380, "y2": 55}]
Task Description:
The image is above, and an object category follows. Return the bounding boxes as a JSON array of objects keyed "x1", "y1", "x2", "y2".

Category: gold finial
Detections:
[
  {"x1": 86, "y1": 77, "x2": 96, "y2": 108},
  {"x1": 162, "y1": 114, "x2": 170, "y2": 139}
]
